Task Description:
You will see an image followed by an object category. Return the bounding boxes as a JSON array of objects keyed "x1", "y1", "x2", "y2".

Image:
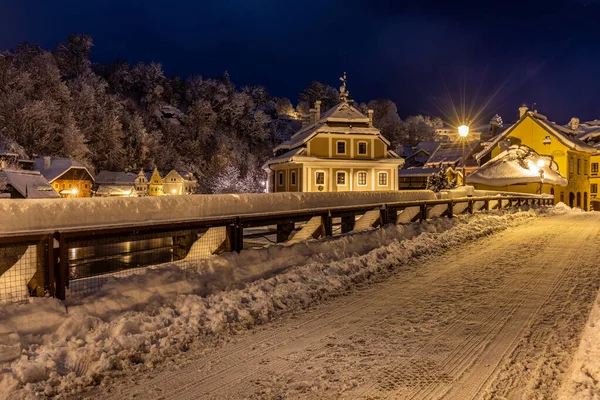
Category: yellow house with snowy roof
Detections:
[
  {"x1": 472, "y1": 106, "x2": 596, "y2": 209},
  {"x1": 263, "y1": 74, "x2": 404, "y2": 193}
]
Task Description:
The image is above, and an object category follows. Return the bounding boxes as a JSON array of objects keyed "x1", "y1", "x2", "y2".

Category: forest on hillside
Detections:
[{"x1": 0, "y1": 34, "x2": 445, "y2": 193}]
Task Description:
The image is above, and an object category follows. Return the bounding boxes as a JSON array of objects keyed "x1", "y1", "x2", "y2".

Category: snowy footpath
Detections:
[{"x1": 2, "y1": 205, "x2": 599, "y2": 399}]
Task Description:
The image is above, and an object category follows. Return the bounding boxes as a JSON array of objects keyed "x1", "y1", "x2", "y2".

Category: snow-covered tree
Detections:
[
  {"x1": 367, "y1": 99, "x2": 403, "y2": 149},
  {"x1": 400, "y1": 115, "x2": 444, "y2": 146},
  {"x1": 489, "y1": 114, "x2": 504, "y2": 136},
  {"x1": 427, "y1": 169, "x2": 455, "y2": 192},
  {"x1": 297, "y1": 81, "x2": 339, "y2": 115}
]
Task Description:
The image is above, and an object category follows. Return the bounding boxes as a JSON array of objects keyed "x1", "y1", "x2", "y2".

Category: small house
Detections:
[{"x1": 33, "y1": 157, "x2": 94, "y2": 198}]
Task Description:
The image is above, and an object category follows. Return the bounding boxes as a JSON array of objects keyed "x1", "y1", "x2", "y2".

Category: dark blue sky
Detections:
[{"x1": 2, "y1": 0, "x2": 600, "y2": 124}]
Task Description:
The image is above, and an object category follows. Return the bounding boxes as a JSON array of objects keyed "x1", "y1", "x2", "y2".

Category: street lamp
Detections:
[
  {"x1": 458, "y1": 125, "x2": 469, "y2": 185},
  {"x1": 537, "y1": 159, "x2": 545, "y2": 194}
]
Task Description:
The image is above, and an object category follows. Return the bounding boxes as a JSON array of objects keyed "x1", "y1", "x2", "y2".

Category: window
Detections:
[
  {"x1": 336, "y1": 141, "x2": 346, "y2": 154},
  {"x1": 593, "y1": 163, "x2": 598, "y2": 175},
  {"x1": 357, "y1": 171, "x2": 367, "y2": 186},
  {"x1": 84, "y1": 184, "x2": 88, "y2": 189},
  {"x1": 62, "y1": 184, "x2": 65, "y2": 189},
  {"x1": 577, "y1": 159, "x2": 581, "y2": 174},
  {"x1": 291, "y1": 171, "x2": 296, "y2": 186},
  {"x1": 336, "y1": 171, "x2": 347, "y2": 186},
  {"x1": 560, "y1": 192, "x2": 565, "y2": 203},
  {"x1": 54, "y1": 184, "x2": 58, "y2": 189},
  {"x1": 358, "y1": 142, "x2": 367, "y2": 155},
  {"x1": 592, "y1": 184, "x2": 598, "y2": 194},
  {"x1": 315, "y1": 171, "x2": 325, "y2": 185},
  {"x1": 378, "y1": 172, "x2": 388, "y2": 186},
  {"x1": 543, "y1": 135, "x2": 551, "y2": 144},
  {"x1": 68, "y1": 183, "x2": 72, "y2": 188},
  {"x1": 278, "y1": 172, "x2": 284, "y2": 186},
  {"x1": 585, "y1": 160, "x2": 589, "y2": 175},
  {"x1": 569, "y1": 157, "x2": 574, "y2": 175}
]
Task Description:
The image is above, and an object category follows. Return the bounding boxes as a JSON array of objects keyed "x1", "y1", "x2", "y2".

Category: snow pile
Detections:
[
  {"x1": 0, "y1": 191, "x2": 436, "y2": 234},
  {"x1": 0, "y1": 207, "x2": 549, "y2": 398}
]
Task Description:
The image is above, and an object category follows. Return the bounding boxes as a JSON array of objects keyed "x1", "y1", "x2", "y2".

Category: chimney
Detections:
[
  {"x1": 570, "y1": 117, "x2": 580, "y2": 130},
  {"x1": 519, "y1": 105, "x2": 529, "y2": 118},
  {"x1": 368, "y1": 109, "x2": 374, "y2": 126},
  {"x1": 309, "y1": 108, "x2": 317, "y2": 124},
  {"x1": 301, "y1": 113, "x2": 311, "y2": 128},
  {"x1": 43, "y1": 156, "x2": 51, "y2": 170},
  {"x1": 315, "y1": 101, "x2": 321, "y2": 122}
]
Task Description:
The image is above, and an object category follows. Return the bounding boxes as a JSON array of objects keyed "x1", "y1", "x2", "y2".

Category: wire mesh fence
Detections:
[
  {"x1": 0, "y1": 235, "x2": 50, "y2": 303},
  {"x1": 0, "y1": 195, "x2": 553, "y2": 302}
]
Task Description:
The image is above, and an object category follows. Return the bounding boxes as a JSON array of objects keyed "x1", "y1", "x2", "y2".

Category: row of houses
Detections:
[
  {"x1": 0, "y1": 153, "x2": 197, "y2": 199},
  {"x1": 261, "y1": 76, "x2": 600, "y2": 211}
]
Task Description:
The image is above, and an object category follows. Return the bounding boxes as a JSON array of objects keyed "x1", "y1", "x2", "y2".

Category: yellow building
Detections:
[
  {"x1": 263, "y1": 74, "x2": 404, "y2": 193},
  {"x1": 473, "y1": 106, "x2": 596, "y2": 209},
  {"x1": 33, "y1": 157, "x2": 94, "y2": 198},
  {"x1": 146, "y1": 168, "x2": 164, "y2": 196}
]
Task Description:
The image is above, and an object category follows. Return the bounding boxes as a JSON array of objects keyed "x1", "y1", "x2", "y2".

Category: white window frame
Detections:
[
  {"x1": 357, "y1": 171, "x2": 368, "y2": 186},
  {"x1": 291, "y1": 171, "x2": 296, "y2": 186},
  {"x1": 336, "y1": 171, "x2": 347, "y2": 186},
  {"x1": 336, "y1": 140, "x2": 347, "y2": 155},
  {"x1": 378, "y1": 172, "x2": 388, "y2": 186},
  {"x1": 357, "y1": 141, "x2": 368, "y2": 155},
  {"x1": 278, "y1": 171, "x2": 284, "y2": 186},
  {"x1": 592, "y1": 183, "x2": 598, "y2": 194},
  {"x1": 315, "y1": 170, "x2": 326, "y2": 185}
]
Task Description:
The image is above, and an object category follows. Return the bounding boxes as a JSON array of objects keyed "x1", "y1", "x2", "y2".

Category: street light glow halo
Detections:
[{"x1": 458, "y1": 125, "x2": 469, "y2": 137}]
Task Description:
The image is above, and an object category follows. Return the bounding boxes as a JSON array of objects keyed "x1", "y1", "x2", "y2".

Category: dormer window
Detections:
[
  {"x1": 336, "y1": 141, "x2": 346, "y2": 155},
  {"x1": 358, "y1": 141, "x2": 367, "y2": 155}
]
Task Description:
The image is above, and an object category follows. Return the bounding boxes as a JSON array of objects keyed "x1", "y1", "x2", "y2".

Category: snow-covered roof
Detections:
[
  {"x1": 415, "y1": 141, "x2": 441, "y2": 156},
  {"x1": 399, "y1": 168, "x2": 442, "y2": 178},
  {"x1": 425, "y1": 140, "x2": 481, "y2": 167},
  {"x1": 274, "y1": 102, "x2": 387, "y2": 152},
  {"x1": 33, "y1": 157, "x2": 93, "y2": 183},
  {"x1": 95, "y1": 171, "x2": 139, "y2": 185},
  {"x1": 0, "y1": 149, "x2": 19, "y2": 158},
  {"x1": 0, "y1": 169, "x2": 60, "y2": 199},
  {"x1": 467, "y1": 145, "x2": 568, "y2": 187}
]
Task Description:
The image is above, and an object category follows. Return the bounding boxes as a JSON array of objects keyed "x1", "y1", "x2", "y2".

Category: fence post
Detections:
[
  {"x1": 380, "y1": 206, "x2": 389, "y2": 226},
  {"x1": 341, "y1": 215, "x2": 355, "y2": 233},
  {"x1": 55, "y1": 233, "x2": 68, "y2": 300},
  {"x1": 46, "y1": 235, "x2": 55, "y2": 298},
  {"x1": 508, "y1": 198, "x2": 513, "y2": 208},
  {"x1": 226, "y1": 219, "x2": 244, "y2": 253},
  {"x1": 388, "y1": 207, "x2": 399, "y2": 225},
  {"x1": 484, "y1": 199, "x2": 490, "y2": 211},
  {"x1": 420, "y1": 204, "x2": 428, "y2": 221},
  {"x1": 468, "y1": 199, "x2": 474, "y2": 214},
  {"x1": 322, "y1": 211, "x2": 333, "y2": 236},
  {"x1": 447, "y1": 201, "x2": 454, "y2": 218}
]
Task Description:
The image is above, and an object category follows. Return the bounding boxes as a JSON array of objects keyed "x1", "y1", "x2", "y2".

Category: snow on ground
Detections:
[
  {"x1": 0, "y1": 190, "x2": 436, "y2": 234},
  {"x1": 0, "y1": 206, "x2": 552, "y2": 399}
]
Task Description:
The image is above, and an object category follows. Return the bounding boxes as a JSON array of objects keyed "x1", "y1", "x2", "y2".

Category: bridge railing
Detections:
[{"x1": 0, "y1": 195, "x2": 553, "y2": 302}]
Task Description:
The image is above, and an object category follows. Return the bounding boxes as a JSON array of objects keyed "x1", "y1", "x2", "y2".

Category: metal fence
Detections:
[{"x1": 0, "y1": 195, "x2": 553, "y2": 302}]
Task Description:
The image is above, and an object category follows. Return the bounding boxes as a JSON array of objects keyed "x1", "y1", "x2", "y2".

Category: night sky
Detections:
[{"x1": 2, "y1": 0, "x2": 600, "y2": 125}]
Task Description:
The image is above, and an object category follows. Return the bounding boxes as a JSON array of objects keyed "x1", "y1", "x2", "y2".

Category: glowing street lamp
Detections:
[{"x1": 458, "y1": 125, "x2": 469, "y2": 185}]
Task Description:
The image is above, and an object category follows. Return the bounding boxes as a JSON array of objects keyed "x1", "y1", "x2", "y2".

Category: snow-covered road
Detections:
[{"x1": 83, "y1": 211, "x2": 600, "y2": 400}]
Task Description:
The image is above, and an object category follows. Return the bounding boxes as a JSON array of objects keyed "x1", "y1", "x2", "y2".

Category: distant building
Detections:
[
  {"x1": 33, "y1": 157, "x2": 94, "y2": 198},
  {"x1": 424, "y1": 141, "x2": 483, "y2": 184},
  {"x1": 94, "y1": 171, "x2": 146, "y2": 197},
  {"x1": 0, "y1": 149, "x2": 34, "y2": 170},
  {"x1": 263, "y1": 73, "x2": 404, "y2": 192},
  {"x1": 162, "y1": 170, "x2": 198, "y2": 195},
  {"x1": 403, "y1": 142, "x2": 441, "y2": 168},
  {"x1": 0, "y1": 169, "x2": 59, "y2": 199},
  {"x1": 146, "y1": 168, "x2": 164, "y2": 196}
]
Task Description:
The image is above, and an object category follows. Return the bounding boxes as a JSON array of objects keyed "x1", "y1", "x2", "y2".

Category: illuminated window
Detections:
[
  {"x1": 336, "y1": 141, "x2": 346, "y2": 155},
  {"x1": 378, "y1": 172, "x2": 388, "y2": 186},
  {"x1": 592, "y1": 184, "x2": 598, "y2": 194},
  {"x1": 336, "y1": 171, "x2": 346, "y2": 185},
  {"x1": 357, "y1": 171, "x2": 367, "y2": 186},
  {"x1": 569, "y1": 157, "x2": 574, "y2": 175},
  {"x1": 592, "y1": 163, "x2": 598, "y2": 175},
  {"x1": 291, "y1": 171, "x2": 296, "y2": 185},
  {"x1": 315, "y1": 171, "x2": 325, "y2": 185},
  {"x1": 358, "y1": 142, "x2": 367, "y2": 155}
]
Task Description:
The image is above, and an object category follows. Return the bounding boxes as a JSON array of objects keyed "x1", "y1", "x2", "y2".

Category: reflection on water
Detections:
[{"x1": 69, "y1": 237, "x2": 176, "y2": 279}]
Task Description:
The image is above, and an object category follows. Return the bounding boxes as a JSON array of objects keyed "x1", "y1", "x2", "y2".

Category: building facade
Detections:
[
  {"x1": 33, "y1": 157, "x2": 94, "y2": 198},
  {"x1": 473, "y1": 106, "x2": 596, "y2": 209},
  {"x1": 263, "y1": 75, "x2": 404, "y2": 193}
]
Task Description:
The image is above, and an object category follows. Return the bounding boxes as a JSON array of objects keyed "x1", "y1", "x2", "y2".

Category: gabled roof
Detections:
[
  {"x1": 95, "y1": 185, "x2": 137, "y2": 196},
  {"x1": 0, "y1": 169, "x2": 60, "y2": 198},
  {"x1": 415, "y1": 141, "x2": 441, "y2": 155},
  {"x1": 398, "y1": 167, "x2": 442, "y2": 178},
  {"x1": 274, "y1": 102, "x2": 386, "y2": 152},
  {"x1": 476, "y1": 112, "x2": 597, "y2": 161},
  {"x1": 33, "y1": 157, "x2": 93, "y2": 183},
  {"x1": 95, "y1": 171, "x2": 139, "y2": 185},
  {"x1": 467, "y1": 145, "x2": 568, "y2": 187}
]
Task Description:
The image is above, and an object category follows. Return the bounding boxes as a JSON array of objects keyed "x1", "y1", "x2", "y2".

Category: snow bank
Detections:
[
  {"x1": 0, "y1": 191, "x2": 435, "y2": 234},
  {"x1": 0, "y1": 207, "x2": 549, "y2": 398}
]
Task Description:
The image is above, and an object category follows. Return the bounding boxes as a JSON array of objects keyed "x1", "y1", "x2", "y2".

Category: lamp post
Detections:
[
  {"x1": 458, "y1": 125, "x2": 469, "y2": 185},
  {"x1": 537, "y1": 159, "x2": 545, "y2": 194}
]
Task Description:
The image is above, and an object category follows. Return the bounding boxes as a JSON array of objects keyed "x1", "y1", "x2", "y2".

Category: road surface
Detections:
[{"x1": 86, "y1": 211, "x2": 600, "y2": 399}]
